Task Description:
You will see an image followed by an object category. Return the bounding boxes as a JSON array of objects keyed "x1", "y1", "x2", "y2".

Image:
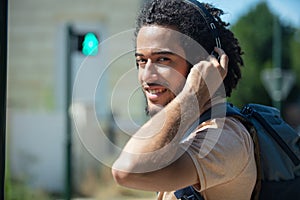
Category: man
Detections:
[{"x1": 112, "y1": 0, "x2": 257, "y2": 199}]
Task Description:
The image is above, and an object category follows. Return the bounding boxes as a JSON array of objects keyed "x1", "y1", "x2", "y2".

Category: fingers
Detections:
[
  {"x1": 207, "y1": 47, "x2": 228, "y2": 79},
  {"x1": 189, "y1": 47, "x2": 229, "y2": 83},
  {"x1": 183, "y1": 47, "x2": 229, "y2": 104},
  {"x1": 214, "y1": 47, "x2": 228, "y2": 71}
]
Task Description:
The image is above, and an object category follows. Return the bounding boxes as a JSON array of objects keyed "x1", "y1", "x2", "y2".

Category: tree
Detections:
[{"x1": 228, "y1": 2, "x2": 300, "y2": 108}]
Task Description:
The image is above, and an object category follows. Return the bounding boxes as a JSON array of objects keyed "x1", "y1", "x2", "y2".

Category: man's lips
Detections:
[{"x1": 143, "y1": 85, "x2": 168, "y2": 101}]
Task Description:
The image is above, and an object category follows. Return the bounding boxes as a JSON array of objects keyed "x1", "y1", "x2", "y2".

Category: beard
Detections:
[
  {"x1": 144, "y1": 93, "x2": 173, "y2": 117},
  {"x1": 141, "y1": 80, "x2": 182, "y2": 117},
  {"x1": 145, "y1": 103, "x2": 162, "y2": 117}
]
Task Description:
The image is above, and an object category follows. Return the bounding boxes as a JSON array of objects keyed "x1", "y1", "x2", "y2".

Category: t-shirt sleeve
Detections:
[{"x1": 180, "y1": 117, "x2": 254, "y2": 192}]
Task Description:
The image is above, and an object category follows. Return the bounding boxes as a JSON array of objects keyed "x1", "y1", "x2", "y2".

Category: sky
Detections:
[{"x1": 210, "y1": 0, "x2": 300, "y2": 27}]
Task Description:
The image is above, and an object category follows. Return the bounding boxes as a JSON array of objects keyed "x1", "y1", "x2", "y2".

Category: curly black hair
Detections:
[{"x1": 135, "y1": 0, "x2": 243, "y2": 97}]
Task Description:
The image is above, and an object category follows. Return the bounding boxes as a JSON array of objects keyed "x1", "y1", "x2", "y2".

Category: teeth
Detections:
[{"x1": 149, "y1": 89, "x2": 165, "y2": 94}]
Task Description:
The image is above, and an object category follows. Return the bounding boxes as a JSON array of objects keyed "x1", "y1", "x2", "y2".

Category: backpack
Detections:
[{"x1": 174, "y1": 103, "x2": 300, "y2": 200}]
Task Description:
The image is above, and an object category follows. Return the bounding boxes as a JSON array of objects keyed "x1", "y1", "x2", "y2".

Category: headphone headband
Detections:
[{"x1": 185, "y1": 0, "x2": 222, "y2": 48}]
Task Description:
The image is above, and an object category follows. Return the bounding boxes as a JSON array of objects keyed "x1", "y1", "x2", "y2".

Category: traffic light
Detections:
[{"x1": 81, "y1": 32, "x2": 99, "y2": 56}]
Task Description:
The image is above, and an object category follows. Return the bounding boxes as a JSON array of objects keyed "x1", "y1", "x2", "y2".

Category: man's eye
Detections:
[
  {"x1": 136, "y1": 58, "x2": 147, "y2": 67},
  {"x1": 158, "y1": 57, "x2": 170, "y2": 62}
]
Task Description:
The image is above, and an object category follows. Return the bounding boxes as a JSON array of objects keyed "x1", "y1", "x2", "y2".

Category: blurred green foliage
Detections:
[{"x1": 228, "y1": 2, "x2": 300, "y2": 108}]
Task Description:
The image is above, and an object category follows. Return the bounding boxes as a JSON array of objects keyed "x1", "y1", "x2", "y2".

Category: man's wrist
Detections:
[{"x1": 175, "y1": 90, "x2": 204, "y2": 120}]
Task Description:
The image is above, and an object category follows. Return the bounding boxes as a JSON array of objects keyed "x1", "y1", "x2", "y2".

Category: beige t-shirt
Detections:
[{"x1": 157, "y1": 117, "x2": 257, "y2": 200}]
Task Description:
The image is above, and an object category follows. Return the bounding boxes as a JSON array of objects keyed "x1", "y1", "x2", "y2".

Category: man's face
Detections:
[{"x1": 136, "y1": 25, "x2": 190, "y2": 116}]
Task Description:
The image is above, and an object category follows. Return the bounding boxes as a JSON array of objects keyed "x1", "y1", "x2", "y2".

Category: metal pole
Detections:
[
  {"x1": 272, "y1": 16, "x2": 282, "y2": 111},
  {"x1": 0, "y1": 0, "x2": 8, "y2": 198},
  {"x1": 65, "y1": 24, "x2": 73, "y2": 200}
]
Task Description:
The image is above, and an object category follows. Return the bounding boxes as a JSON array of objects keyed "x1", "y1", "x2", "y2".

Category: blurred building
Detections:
[{"x1": 7, "y1": 0, "x2": 147, "y2": 195}]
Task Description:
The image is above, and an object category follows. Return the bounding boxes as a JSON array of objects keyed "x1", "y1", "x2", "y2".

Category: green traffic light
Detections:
[{"x1": 82, "y1": 32, "x2": 99, "y2": 56}]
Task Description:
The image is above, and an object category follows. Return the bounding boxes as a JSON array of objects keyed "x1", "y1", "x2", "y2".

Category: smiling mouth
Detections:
[
  {"x1": 148, "y1": 88, "x2": 167, "y2": 95},
  {"x1": 145, "y1": 87, "x2": 168, "y2": 101},
  {"x1": 142, "y1": 82, "x2": 169, "y2": 101}
]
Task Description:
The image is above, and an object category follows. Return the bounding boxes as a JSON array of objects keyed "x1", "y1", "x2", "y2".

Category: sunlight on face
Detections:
[{"x1": 136, "y1": 25, "x2": 190, "y2": 116}]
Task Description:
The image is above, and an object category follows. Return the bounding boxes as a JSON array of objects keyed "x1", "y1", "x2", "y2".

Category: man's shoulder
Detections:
[
  {"x1": 192, "y1": 116, "x2": 253, "y2": 149},
  {"x1": 196, "y1": 115, "x2": 248, "y2": 134}
]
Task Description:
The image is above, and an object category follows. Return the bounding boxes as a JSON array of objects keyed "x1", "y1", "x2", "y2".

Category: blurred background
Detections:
[{"x1": 4, "y1": 0, "x2": 300, "y2": 199}]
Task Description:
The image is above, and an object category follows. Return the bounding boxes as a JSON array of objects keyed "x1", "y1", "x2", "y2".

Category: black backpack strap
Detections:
[
  {"x1": 174, "y1": 186, "x2": 204, "y2": 200},
  {"x1": 202, "y1": 102, "x2": 244, "y2": 119}
]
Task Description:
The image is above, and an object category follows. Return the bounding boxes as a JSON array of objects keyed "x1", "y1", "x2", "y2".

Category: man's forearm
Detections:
[{"x1": 113, "y1": 90, "x2": 204, "y2": 173}]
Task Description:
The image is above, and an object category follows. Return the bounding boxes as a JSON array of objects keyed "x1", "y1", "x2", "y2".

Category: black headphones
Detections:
[{"x1": 185, "y1": 0, "x2": 222, "y2": 49}]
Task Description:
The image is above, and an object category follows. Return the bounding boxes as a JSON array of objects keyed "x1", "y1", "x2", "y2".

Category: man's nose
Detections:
[{"x1": 141, "y1": 59, "x2": 158, "y2": 82}]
